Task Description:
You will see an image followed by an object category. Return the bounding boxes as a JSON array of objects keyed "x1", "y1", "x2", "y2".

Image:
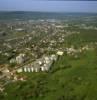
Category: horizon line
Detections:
[{"x1": 0, "y1": 10, "x2": 97, "y2": 14}]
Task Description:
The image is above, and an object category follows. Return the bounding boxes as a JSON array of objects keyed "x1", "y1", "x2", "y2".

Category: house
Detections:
[
  {"x1": 34, "y1": 67, "x2": 40, "y2": 72},
  {"x1": 31, "y1": 67, "x2": 34, "y2": 72},
  {"x1": 28, "y1": 68, "x2": 31, "y2": 72},
  {"x1": 15, "y1": 28, "x2": 24, "y2": 32},
  {"x1": 44, "y1": 57, "x2": 50, "y2": 64},
  {"x1": 38, "y1": 60, "x2": 43, "y2": 65},
  {"x1": 2, "y1": 68, "x2": 10, "y2": 73},
  {"x1": 0, "y1": 87, "x2": 4, "y2": 92},
  {"x1": 10, "y1": 58, "x2": 16, "y2": 64},
  {"x1": 17, "y1": 68, "x2": 23, "y2": 73},
  {"x1": 24, "y1": 67, "x2": 27, "y2": 72},
  {"x1": 50, "y1": 54, "x2": 57, "y2": 61},
  {"x1": 57, "y1": 51, "x2": 64, "y2": 56},
  {"x1": 40, "y1": 66, "x2": 45, "y2": 71},
  {"x1": 16, "y1": 54, "x2": 26, "y2": 64}
]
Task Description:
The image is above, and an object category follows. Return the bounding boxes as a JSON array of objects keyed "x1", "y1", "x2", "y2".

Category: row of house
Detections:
[{"x1": 17, "y1": 54, "x2": 58, "y2": 73}]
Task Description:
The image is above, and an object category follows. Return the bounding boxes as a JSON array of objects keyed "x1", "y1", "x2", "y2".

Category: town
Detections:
[{"x1": 0, "y1": 12, "x2": 97, "y2": 100}]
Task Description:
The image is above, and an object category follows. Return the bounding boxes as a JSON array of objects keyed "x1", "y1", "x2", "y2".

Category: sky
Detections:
[{"x1": 0, "y1": 0, "x2": 97, "y2": 13}]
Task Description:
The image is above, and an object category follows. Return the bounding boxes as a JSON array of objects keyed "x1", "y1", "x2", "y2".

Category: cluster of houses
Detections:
[
  {"x1": 10, "y1": 53, "x2": 26, "y2": 64},
  {"x1": 17, "y1": 54, "x2": 58, "y2": 73},
  {"x1": 65, "y1": 44, "x2": 94, "y2": 58},
  {"x1": 9, "y1": 44, "x2": 94, "y2": 73},
  {"x1": 79, "y1": 24, "x2": 97, "y2": 30},
  {"x1": 16, "y1": 51, "x2": 64, "y2": 73}
]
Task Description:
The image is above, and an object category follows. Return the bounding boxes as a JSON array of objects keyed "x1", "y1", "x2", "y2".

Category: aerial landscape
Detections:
[{"x1": 0, "y1": 1, "x2": 97, "y2": 100}]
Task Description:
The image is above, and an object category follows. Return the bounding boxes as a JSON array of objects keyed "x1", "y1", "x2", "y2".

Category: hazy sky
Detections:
[{"x1": 0, "y1": 0, "x2": 97, "y2": 13}]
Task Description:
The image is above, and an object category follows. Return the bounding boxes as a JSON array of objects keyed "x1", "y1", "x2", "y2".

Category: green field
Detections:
[{"x1": 1, "y1": 49, "x2": 97, "y2": 100}]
